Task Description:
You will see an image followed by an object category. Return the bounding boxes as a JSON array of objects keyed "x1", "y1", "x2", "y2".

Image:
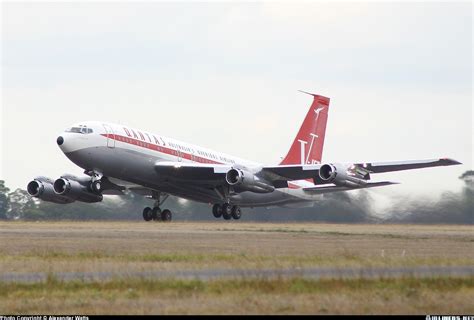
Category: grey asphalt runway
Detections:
[{"x1": 1, "y1": 265, "x2": 473, "y2": 283}]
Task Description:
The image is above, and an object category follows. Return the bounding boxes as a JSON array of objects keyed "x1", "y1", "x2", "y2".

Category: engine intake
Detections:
[
  {"x1": 27, "y1": 177, "x2": 75, "y2": 204},
  {"x1": 27, "y1": 180, "x2": 43, "y2": 197},
  {"x1": 225, "y1": 168, "x2": 243, "y2": 185},
  {"x1": 225, "y1": 168, "x2": 274, "y2": 193},
  {"x1": 319, "y1": 164, "x2": 337, "y2": 181},
  {"x1": 53, "y1": 176, "x2": 103, "y2": 203}
]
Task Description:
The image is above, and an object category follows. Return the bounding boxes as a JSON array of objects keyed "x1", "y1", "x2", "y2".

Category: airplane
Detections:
[{"x1": 26, "y1": 92, "x2": 461, "y2": 221}]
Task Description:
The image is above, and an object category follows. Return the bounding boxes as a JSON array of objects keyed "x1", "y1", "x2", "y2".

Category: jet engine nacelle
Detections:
[
  {"x1": 225, "y1": 168, "x2": 275, "y2": 194},
  {"x1": 53, "y1": 175, "x2": 103, "y2": 203},
  {"x1": 27, "y1": 177, "x2": 75, "y2": 204},
  {"x1": 318, "y1": 163, "x2": 368, "y2": 187}
]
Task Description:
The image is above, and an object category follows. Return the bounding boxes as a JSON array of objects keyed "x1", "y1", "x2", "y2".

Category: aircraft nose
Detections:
[{"x1": 57, "y1": 136, "x2": 64, "y2": 146}]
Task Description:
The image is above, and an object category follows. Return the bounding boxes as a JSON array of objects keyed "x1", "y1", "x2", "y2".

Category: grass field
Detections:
[
  {"x1": 1, "y1": 277, "x2": 472, "y2": 314},
  {"x1": 0, "y1": 221, "x2": 473, "y2": 314}
]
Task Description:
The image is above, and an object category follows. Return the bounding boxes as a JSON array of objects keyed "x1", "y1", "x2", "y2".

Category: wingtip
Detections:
[
  {"x1": 440, "y1": 158, "x2": 462, "y2": 165},
  {"x1": 381, "y1": 181, "x2": 400, "y2": 186}
]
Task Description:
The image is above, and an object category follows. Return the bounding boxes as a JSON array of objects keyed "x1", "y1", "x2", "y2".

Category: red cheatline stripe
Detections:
[
  {"x1": 101, "y1": 134, "x2": 224, "y2": 165},
  {"x1": 101, "y1": 133, "x2": 305, "y2": 189}
]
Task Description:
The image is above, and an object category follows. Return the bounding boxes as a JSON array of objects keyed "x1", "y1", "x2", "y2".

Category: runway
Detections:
[{"x1": 2, "y1": 265, "x2": 473, "y2": 283}]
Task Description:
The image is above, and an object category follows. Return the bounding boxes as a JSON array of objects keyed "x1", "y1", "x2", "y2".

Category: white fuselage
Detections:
[{"x1": 58, "y1": 121, "x2": 321, "y2": 207}]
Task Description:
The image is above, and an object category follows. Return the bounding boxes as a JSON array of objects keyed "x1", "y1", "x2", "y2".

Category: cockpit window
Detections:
[
  {"x1": 66, "y1": 127, "x2": 82, "y2": 133},
  {"x1": 66, "y1": 126, "x2": 93, "y2": 134}
]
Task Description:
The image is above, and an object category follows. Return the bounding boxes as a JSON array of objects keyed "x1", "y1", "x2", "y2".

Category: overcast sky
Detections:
[{"x1": 1, "y1": 1, "x2": 472, "y2": 205}]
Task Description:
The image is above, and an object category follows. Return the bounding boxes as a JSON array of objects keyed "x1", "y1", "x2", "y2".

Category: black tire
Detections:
[
  {"x1": 222, "y1": 203, "x2": 232, "y2": 220},
  {"x1": 142, "y1": 207, "x2": 153, "y2": 221},
  {"x1": 152, "y1": 207, "x2": 162, "y2": 221},
  {"x1": 90, "y1": 180, "x2": 102, "y2": 194},
  {"x1": 212, "y1": 204, "x2": 223, "y2": 218},
  {"x1": 231, "y1": 206, "x2": 242, "y2": 220},
  {"x1": 161, "y1": 209, "x2": 172, "y2": 222}
]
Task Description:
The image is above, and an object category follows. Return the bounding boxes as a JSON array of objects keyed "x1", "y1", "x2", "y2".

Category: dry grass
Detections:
[
  {"x1": 0, "y1": 221, "x2": 472, "y2": 273},
  {"x1": 0, "y1": 221, "x2": 473, "y2": 314},
  {"x1": 1, "y1": 277, "x2": 473, "y2": 314}
]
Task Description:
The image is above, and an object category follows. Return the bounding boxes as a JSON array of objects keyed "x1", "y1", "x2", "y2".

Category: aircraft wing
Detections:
[
  {"x1": 352, "y1": 158, "x2": 461, "y2": 173},
  {"x1": 154, "y1": 161, "x2": 232, "y2": 184},
  {"x1": 259, "y1": 158, "x2": 461, "y2": 188},
  {"x1": 154, "y1": 158, "x2": 461, "y2": 189},
  {"x1": 261, "y1": 158, "x2": 461, "y2": 180},
  {"x1": 260, "y1": 164, "x2": 322, "y2": 180}
]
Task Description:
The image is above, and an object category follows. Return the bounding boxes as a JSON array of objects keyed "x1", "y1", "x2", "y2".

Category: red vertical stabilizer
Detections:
[{"x1": 280, "y1": 92, "x2": 330, "y2": 165}]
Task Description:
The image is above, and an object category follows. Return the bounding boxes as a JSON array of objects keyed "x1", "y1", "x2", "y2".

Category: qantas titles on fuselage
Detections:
[{"x1": 115, "y1": 126, "x2": 236, "y2": 165}]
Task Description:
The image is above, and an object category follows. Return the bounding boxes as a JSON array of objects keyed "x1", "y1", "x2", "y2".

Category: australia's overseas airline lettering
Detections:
[{"x1": 118, "y1": 126, "x2": 236, "y2": 165}]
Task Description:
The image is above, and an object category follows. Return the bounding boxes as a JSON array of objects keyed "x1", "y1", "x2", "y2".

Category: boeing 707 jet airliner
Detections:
[{"x1": 27, "y1": 92, "x2": 461, "y2": 221}]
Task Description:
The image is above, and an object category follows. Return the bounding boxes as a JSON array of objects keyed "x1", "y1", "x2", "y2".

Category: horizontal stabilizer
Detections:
[{"x1": 303, "y1": 181, "x2": 398, "y2": 194}]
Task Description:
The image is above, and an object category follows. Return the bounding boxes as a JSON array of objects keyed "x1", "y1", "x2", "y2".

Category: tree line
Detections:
[{"x1": 0, "y1": 170, "x2": 472, "y2": 223}]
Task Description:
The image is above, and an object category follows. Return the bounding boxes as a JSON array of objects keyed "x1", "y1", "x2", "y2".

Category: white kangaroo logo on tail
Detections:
[{"x1": 314, "y1": 106, "x2": 324, "y2": 121}]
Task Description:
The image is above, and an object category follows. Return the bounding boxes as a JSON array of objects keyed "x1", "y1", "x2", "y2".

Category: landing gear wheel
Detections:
[
  {"x1": 90, "y1": 180, "x2": 102, "y2": 194},
  {"x1": 143, "y1": 207, "x2": 153, "y2": 221},
  {"x1": 231, "y1": 206, "x2": 242, "y2": 220},
  {"x1": 212, "y1": 204, "x2": 223, "y2": 218},
  {"x1": 152, "y1": 207, "x2": 162, "y2": 221},
  {"x1": 161, "y1": 209, "x2": 172, "y2": 222},
  {"x1": 222, "y1": 203, "x2": 232, "y2": 220}
]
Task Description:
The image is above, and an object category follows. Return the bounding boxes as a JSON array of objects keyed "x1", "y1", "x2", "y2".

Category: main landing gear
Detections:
[
  {"x1": 143, "y1": 193, "x2": 172, "y2": 222},
  {"x1": 143, "y1": 207, "x2": 172, "y2": 222},
  {"x1": 212, "y1": 203, "x2": 242, "y2": 220}
]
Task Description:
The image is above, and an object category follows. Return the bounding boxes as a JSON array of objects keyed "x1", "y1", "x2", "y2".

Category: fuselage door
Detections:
[{"x1": 103, "y1": 124, "x2": 115, "y2": 148}]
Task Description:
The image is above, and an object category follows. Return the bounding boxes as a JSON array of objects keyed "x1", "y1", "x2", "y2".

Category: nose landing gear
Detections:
[
  {"x1": 84, "y1": 171, "x2": 103, "y2": 194},
  {"x1": 212, "y1": 204, "x2": 242, "y2": 220},
  {"x1": 90, "y1": 180, "x2": 102, "y2": 194}
]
